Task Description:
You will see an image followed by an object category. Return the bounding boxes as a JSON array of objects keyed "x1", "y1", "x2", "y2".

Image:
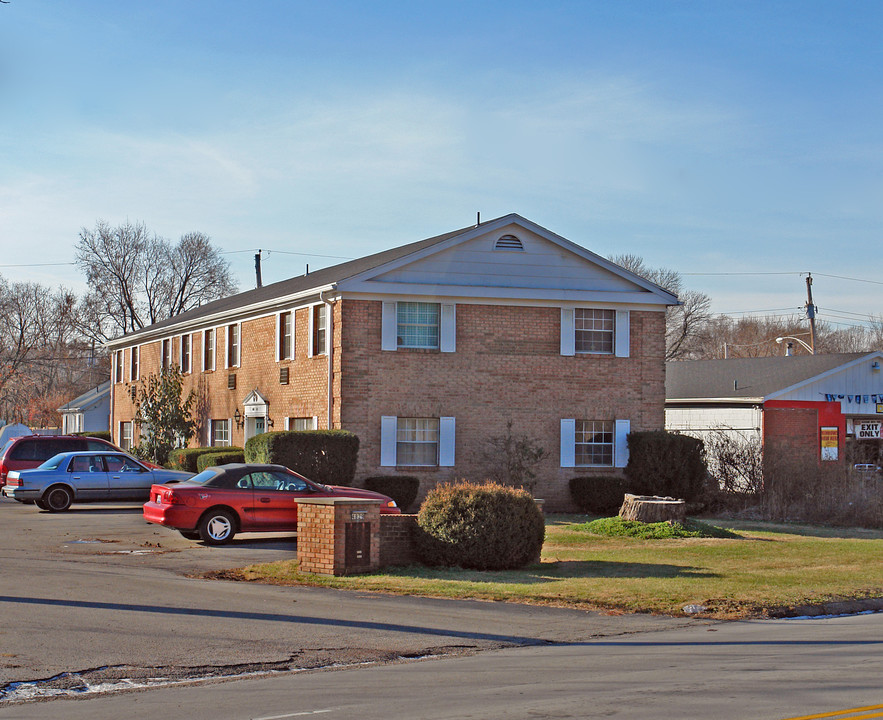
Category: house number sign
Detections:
[{"x1": 351, "y1": 511, "x2": 366, "y2": 521}]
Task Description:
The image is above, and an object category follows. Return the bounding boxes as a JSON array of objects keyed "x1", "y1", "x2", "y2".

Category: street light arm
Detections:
[{"x1": 776, "y1": 336, "x2": 814, "y2": 353}]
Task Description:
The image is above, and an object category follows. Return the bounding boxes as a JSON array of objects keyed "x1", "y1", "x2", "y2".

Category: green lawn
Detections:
[{"x1": 219, "y1": 515, "x2": 883, "y2": 618}]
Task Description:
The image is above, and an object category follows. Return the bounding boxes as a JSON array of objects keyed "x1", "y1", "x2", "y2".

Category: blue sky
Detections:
[{"x1": 2, "y1": 1, "x2": 882, "y2": 330}]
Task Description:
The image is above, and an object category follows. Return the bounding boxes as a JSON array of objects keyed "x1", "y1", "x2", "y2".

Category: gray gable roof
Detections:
[
  {"x1": 106, "y1": 224, "x2": 471, "y2": 347},
  {"x1": 58, "y1": 380, "x2": 111, "y2": 413},
  {"x1": 665, "y1": 354, "x2": 876, "y2": 401},
  {"x1": 106, "y1": 213, "x2": 677, "y2": 348}
]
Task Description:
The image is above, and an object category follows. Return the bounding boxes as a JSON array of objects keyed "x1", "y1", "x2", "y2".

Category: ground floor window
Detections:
[
  {"x1": 380, "y1": 415, "x2": 456, "y2": 467},
  {"x1": 561, "y1": 418, "x2": 629, "y2": 468},
  {"x1": 120, "y1": 421, "x2": 133, "y2": 451},
  {"x1": 396, "y1": 417, "x2": 439, "y2": 466},
  {"x1": 212, "y1": 419, "x2": 231, "y2": 447},
  {"x1": 288, "y1": 417, "x2": 317, "y2": 431}
]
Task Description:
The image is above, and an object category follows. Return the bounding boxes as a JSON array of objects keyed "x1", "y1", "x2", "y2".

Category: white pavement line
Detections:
[{"x1": 253, "y1": 710, "x2": 337, "y2": 719}]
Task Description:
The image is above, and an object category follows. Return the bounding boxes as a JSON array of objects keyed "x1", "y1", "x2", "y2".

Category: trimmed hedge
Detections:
[
  {"x1": 569, "y1": 475, "x2": 634, "y2": 515},
  {"x1": 364, "y1": 476, "x2": 420, "y2": 512},
  {"x1": 244, "y1": 430, "x2": 359, "y2": 486},
  {"x1": 197, "y1": 450, "x2": 246, "y2": 472},
  {"x1": 624, "y1": 430, "x2": 706, "y2": 502},
  {"x1": 415, "y1": 482, "x2": 545, "y2": 570},
  {"x1": 72, "y1": 431, "x2": 112, "y2": 442},
  {"x1": 168, "y1": 447, "x2": 244, "y2": 473}
]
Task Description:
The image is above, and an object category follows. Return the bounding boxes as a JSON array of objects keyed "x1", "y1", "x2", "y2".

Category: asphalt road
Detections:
[{"x1": 2, "y1": 496, "x2": 881, "y2": 719}]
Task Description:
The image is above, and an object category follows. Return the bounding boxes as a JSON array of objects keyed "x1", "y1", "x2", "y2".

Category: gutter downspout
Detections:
[{"x1": 319, "y1": 290, "x2": 335, "y2": 429}]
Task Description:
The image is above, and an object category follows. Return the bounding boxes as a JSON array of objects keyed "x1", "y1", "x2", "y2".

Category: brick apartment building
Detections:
[{"x1": 105, "y1": 214, "x2": 678, "y2": 510}]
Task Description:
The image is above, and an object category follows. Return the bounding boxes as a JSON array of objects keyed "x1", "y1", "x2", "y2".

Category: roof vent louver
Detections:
[{"x1": 494, "y1": 234, "x2": 524, "y2": 251}]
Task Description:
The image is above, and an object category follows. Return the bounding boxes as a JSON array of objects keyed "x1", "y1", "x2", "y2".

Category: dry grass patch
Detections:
[{"x1": 214, "y1": 515, "x2": 883, "y2": 618}]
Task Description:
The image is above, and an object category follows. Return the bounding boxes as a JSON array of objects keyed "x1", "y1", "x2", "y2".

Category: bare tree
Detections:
[
  {"x1": 0, "y1": 277, "x2": 88, "y2": 426},
  {"x1": 609, "y1": 254, "x2": 713, "y2": 360},
  {"x1": 75, "y1": 221, "x2": 237, "y2": 341}
]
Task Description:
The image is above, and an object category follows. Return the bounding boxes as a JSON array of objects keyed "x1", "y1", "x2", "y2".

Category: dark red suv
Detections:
[{"x1": 0, "y1": 435, "x2": 122, "y2": 487}]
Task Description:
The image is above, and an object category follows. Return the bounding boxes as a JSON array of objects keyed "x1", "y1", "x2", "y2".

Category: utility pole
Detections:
[{"x1": 805, "y1": 273, "x2": 817, "y2": 354}]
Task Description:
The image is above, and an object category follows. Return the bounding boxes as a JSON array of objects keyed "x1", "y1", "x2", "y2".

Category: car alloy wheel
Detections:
[{"x1": 198, "y1": 510, "x2": 236, "y2": 545}]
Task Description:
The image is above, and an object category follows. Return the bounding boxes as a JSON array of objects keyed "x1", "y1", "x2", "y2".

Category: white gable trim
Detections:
[{"x1": 766, "y1": 351, "x2": 883, "y2": 401}]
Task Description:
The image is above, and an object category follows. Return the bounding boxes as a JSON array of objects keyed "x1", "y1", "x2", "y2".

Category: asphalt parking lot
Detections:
[{"x1": 0, "y1": 495, "x2": 697, "y2": 705}]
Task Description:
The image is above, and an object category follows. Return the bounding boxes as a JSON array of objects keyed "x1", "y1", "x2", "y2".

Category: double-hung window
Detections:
[
  {"x1": 575, "y1": 309, "x2": 615, "y2": 354},
  {"x1": 310, "y1": 305, "x2": 326, "y2": 356},
  {"x1": 226, "y1": 324, "x2": 240, "y2": 368},
  {"x1": 277, "y1": 311, "x2": 293, "y2": 361},
  {"x1": 397, "y1": 302, "x2": 439, "y2": 349},
  {"x1": 203, "y1": 329, "x2": 215, "y2": 371},
  {"x1": 560, "y1": 419, "x2": 630, "y2": 468},
  {"x1": 381, "y1": 301, "x2": 456, "y2": 352},
  {"x1": 211, "y1": 419, "x2": 230, "y2": 447},
  {"x1": 560, "y1": 308, "x2": 630, "y2": 357},
  {"x1": 120, "y1": 421, "x2": 133, "y2": 451},
  {"x1": 114, "y1": 350, "x2": 123, "y2": 383},
  {"x1": 180, "y1": 334, "x2": 191, "y2": 373},
  {"x1": 162, "y1": 339, "x2": 172, "y2": 371},
  {"x1": 286, "y1": 417, "x2": 317, "y2": 431},
  {"x1": 380, "y1": 416, "x2": 456, "y2": 467},
  {"x1": 130, "y1": 346, "x2": 140, "y2": 381}
]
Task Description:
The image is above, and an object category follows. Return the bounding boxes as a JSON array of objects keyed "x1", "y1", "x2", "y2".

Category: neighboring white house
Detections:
[
  {"x1": 58, "y1": 381, "x2": 111, "y2": 435},
  {"x1": 666, "y1": 352, "x2": 883, "y2": 466}
]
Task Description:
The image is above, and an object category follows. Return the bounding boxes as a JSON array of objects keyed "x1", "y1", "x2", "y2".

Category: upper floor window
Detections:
[
  {"x1": 227, "y1": 324, "x2": 240, "y2": 368},
  {"x1": 561, "y1": 308, "x2": 629, "y2": 358},
  {"x1": 129, "y1": 346, "x2": 140, "y2": 381},
  {"x1": 310, "y1": 305, "x2": 326, "y2": 357},
  {"x1": 180, "y1": 334, "x2": 191, "y2": 374},
  {"x1": 575, "y1": 309, "x2": 615, "y2": 354},
  {"x1": 114, "y1": 350, "x2": 123, "y2": 383},
  {"x1": 162, "y1": 339, "x2": 173, "y2": 371},
  {"x1": 203, "y1": 328, "x2": 215, "y2": 372},
  {"x1": 397, "y1": 302, "x2": 439, "y2": 349},
  {"x1": 278, "y1": 311, "x2": 293, "y2": 361}
]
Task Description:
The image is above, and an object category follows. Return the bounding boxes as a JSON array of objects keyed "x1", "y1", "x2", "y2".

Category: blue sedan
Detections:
[{"x1": 1, "y1": 451, "x2": 194, "y2": 512}]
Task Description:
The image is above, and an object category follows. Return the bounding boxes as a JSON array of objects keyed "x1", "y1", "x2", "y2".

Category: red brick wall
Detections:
[
  {"x1": 110, "y1": 298, "x2": 667, "y2": 512},
  {"x1": 339, "y1": 300, "x2": 667, "y2": 510},
  {"x1": 763, "y1": 406, "x2": 819, "y2": 465}
]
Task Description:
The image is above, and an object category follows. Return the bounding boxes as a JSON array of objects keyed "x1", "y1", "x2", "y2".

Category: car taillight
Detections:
[
  {"x1": 7, "y1": 477, "x2": 22, "y2": 487},
  {"x1": 160, "y1": 488, "x2": 182, "y2": 505}
]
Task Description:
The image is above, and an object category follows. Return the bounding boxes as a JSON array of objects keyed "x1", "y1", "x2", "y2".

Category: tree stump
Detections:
[{"x1": 618, "y1": 494, "x2": 686, "y2": 524}]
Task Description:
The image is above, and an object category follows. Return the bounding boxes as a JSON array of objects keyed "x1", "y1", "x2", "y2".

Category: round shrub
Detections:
[
  {"x1": 415, "y1": 482, "x2": 545, "y2": 570},
  {"x1": 569, "y1": 475, "x2": 633, "y2": 515},
  {"x1": 196, "y1": 450, "x2": 246, "y2": 472},
  {"x1": 364, "y1": 476, "x2": 420, "y2": 512}
]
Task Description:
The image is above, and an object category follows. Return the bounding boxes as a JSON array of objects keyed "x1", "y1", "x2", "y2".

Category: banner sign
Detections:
[{"x1": 823, "y1": 393, "x2": 883, "y2": 409}]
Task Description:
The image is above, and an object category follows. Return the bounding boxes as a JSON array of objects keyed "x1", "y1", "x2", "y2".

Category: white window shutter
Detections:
[
  {"x1": 615, "y1": 310, "x2": 630, "y2": 357},
  {"x1": 275, "y1": 312, "x2": 282, "y2": 362},
  {"x1": 439, "y1": 416, "x2": 456, "y2": 466},
  {"x1": 380, "y1": 416, "x2": 397, "y2": 466},
  {"x1": 381, "y1": 302, "x2": 397, "y2": 351},
  {"x1": 560, "y1": 308, "x2": 575, "y2": 356},
  {"x1": 308, "y1": 309, "x2": 315, "y2": 357},
  {"x1": 560, "y1": 418, "x2": 576, "y2": 468},
  {"x1": 312, "y1": 415, "x2": 318, "y2": 430},
  {"x1": 207, "y1": 419, "x2": 213, "y2": 446},
  {"x1": 440, "y1": 304, "x2": 456, "y2": 353},
  {"x1": 615, "y1": 419, "x2": 631, "y2": 468},
  {"x1": 283, "y1": 417, "x2": 290, "y2": 431}
]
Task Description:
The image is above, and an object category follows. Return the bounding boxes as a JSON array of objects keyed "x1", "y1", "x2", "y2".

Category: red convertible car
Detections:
[{"x1": 143, "y1": 463, "x2": 400, "y2": 545}]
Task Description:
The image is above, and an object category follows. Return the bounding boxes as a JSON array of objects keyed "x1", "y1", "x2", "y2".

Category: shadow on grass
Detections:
[
  {"x1": 713, "y1": 518, "x2": 883, "y2": 540},
  {"x1": 385, "y1": 559, "x2": 718, "y2": 584}
]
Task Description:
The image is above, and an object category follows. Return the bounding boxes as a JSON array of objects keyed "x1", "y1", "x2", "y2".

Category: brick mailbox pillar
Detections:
[{"x1": 296, "y1": 497, "x2": 382, "y2": 576}]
